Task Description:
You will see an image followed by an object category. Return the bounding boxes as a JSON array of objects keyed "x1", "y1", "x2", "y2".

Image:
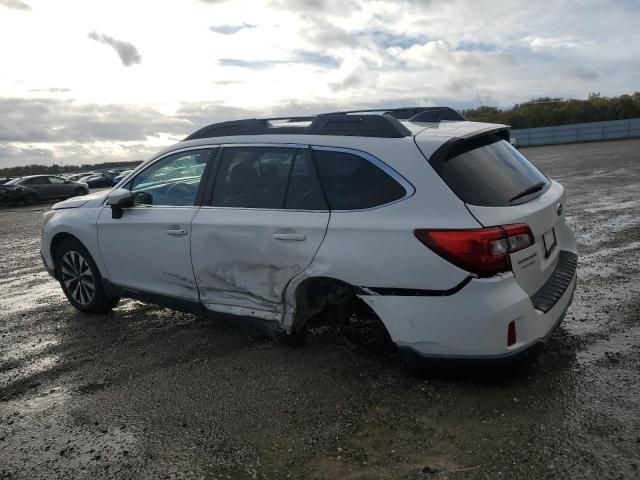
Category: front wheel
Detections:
[
  {"x1": 55, "y1": 238, "x2": 120, "y2": 312},
  {"x1": 73, "y1": 187, "x2": 88, "y2": 197}
]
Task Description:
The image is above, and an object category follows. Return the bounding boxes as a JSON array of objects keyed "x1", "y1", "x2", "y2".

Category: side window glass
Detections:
[
  {"x1": 211, "y1": 147, "x2": 297, "y2": 208},
  {"x1": 313, "y1": 149, "x2": 407, "y2": 210},
  {"x1": 26, "y1": 177, "x2": 49, "y2": 185},
  {"x1": 48, "y1": 176, "x2": 65, "y2": 184},
  {"x1": 285, "y1": 150, "x2": 327, "y2": 210},
  {"x1": 129, "y1": 148, "x2": 214, "y2": 206}
]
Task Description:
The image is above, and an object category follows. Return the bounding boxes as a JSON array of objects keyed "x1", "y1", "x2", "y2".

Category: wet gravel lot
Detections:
[{"x1": 1, "y1": 139, "x2": 639, "y2": 479}]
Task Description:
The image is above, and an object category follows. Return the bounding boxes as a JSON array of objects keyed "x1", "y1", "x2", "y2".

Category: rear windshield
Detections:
[{"x1": 438, "y1": 136, "x2": 548, "y2": 206}]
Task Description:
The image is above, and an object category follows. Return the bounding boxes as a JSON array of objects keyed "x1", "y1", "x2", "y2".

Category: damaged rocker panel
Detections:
[{"x1": 356, "y1": 276, "x2": 472, "y2": 297}]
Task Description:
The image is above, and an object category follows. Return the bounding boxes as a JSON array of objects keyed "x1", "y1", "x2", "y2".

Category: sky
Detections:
[{"x1": 1, "y1": 0, "x2": 639, "y2": 168}]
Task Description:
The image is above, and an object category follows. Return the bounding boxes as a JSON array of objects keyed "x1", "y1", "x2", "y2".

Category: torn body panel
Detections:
[{"x1": 190, "y1": 207, "x2": 330, "y2": 322}]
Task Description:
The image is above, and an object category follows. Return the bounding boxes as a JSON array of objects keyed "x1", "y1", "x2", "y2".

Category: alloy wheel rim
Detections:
[{"x1": 61, "y1": 250, "x2": 95, "y2": 305}]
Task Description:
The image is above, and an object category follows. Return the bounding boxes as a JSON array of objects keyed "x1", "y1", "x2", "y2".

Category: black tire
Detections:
[
  {"x1": 55, "y1": 237, "x2": 120, "y2": 313},
  {"x1": 22, "y1": 193, "x2": 38, "y2": 205},
  {"x1": 279, "y1": 327, "x2": 308, "y2": 347},
  {"x1": 73, "y1": 187, "x2": 88, "y2": 197}
]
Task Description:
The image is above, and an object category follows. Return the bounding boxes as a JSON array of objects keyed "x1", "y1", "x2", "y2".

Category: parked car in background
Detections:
[
  {"x1": 67, "y1": 172, "x2": 95, "y2": 182},
  {"x1": 79, "y1": 172, "x2": 118, "y2": 188},
  {"x1": 0, "y1": 175, "x2": 88, "y2": 205},
  {"x1": 112, "y1": 170, "x2": 133, "y2": 186},
  {"x1": 0, "y1": 177, "x2": 17, "y2": 185},
  {"x1": 40, "y1": 107, "x2": 577, "y2": 371}
]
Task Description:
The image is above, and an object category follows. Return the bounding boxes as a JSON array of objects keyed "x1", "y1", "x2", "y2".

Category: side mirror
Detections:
[{"x1": 106, "y1": 188, "x2": 133, "y2": 219}]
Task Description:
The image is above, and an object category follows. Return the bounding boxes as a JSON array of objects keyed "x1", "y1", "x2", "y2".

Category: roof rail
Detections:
[
  {"x1": 182, "y1": 106, "x2": 464, "y2": 141},
  {"x1": 321, "y1": 106, "x2": 466, "y2": 121},
  {"x1": 183, "y1": 113, "x2": 412, "y2": 140}
]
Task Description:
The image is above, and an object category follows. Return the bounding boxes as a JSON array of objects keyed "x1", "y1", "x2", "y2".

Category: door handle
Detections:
[
  {"x1": 273, "y1": 232, "x2": 306, "y2": 241},
  {"x1": 165, "y1": 227, "x2": 188, "y2": 236}
]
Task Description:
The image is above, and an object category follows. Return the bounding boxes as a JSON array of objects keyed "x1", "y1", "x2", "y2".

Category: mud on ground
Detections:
[{"x1": 1, "y1": 139, "x2": 639, "y2": 479}]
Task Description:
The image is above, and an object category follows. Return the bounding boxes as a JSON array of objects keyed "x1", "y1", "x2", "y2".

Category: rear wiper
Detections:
[{"x1": 509, "y1": 181, "x2": 547, "y2": 203}]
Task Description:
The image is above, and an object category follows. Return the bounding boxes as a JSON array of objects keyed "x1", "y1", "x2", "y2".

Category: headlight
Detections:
[{"x1": 42, "y1": 210, "x2": 55, "y2": 225}]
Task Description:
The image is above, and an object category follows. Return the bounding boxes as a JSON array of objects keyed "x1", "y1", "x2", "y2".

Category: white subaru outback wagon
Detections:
[{"x1": 40, "y1": 107, "x2": 577, "y2": 366}]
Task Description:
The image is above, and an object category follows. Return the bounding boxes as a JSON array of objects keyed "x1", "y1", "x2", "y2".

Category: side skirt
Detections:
[{"x1": 103, "y1": 279, "x2": 283, "y2": 337}]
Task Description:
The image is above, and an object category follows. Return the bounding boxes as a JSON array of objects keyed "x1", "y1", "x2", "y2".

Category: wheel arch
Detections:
[
  {"x1": 50, "y1": 232, "x2": 102, "y2": 276},
  {"x1": 286, "y1": 275, "x2": 383, "y2": 331}
]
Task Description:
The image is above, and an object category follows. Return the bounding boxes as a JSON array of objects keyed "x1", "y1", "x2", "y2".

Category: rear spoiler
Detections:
[{"x1": 426, "y1": 126, "x2": 510, "y2": 174}]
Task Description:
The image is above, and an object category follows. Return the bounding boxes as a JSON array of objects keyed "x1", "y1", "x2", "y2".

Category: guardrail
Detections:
[{"x1": 512, "y1": 118, "x2": 640, "y2": 147}]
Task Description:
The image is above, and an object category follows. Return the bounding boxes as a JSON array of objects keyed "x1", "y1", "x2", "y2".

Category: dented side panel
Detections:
[{"x1": 190, "y1": 207, "x2": 330, "y2": 317}]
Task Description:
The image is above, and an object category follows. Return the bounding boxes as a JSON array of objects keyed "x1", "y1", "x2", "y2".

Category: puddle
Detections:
[
  {"x1": 3, "y1": 389, "x2": 69, "y2": 415},
  {"x1": 1, "y1": 336, "x2": 60, "y2": 362}
]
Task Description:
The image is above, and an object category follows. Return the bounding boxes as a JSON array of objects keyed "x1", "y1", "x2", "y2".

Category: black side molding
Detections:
[
  {"x1": 531, "y1": 250, "x2": 577, "y2": 313},
  {"x1": 356, "y1": 276, "x2": 471, "y2": 297}
]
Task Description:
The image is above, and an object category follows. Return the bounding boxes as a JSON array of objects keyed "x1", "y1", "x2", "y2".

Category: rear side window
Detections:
[
  {"x1": 439, "y1": 137, "x2": 548, "y2": 207},
  {"x1": 312, "y1": 149, "x2": 406, "y2": 210},
  {"x1": 23, "y1": 177, "x2": 49, "y2": 185},
  {"x1": 212, "y1": 147, "x2": 295, "y2": 209}
]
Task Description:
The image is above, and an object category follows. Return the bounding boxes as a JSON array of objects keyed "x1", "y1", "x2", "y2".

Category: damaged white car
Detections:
[{"x1": 41, "y1": 107, "x2": 577, "y2": 367}]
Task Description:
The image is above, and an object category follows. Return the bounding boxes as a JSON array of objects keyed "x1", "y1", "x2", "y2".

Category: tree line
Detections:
[
  {"x1": 0, "y1": 161, "x2": 141, "y2": 178},
  {"x1": 463, "y1": 92, "x2": 640, "y2": 129}
]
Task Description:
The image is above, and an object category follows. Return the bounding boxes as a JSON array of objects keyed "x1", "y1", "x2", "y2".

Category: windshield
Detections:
[{"x1": 5, "y1": 178, "x2": 22, "y2": 185}]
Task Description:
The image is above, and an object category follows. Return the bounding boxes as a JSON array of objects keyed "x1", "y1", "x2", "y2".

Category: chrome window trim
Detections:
[{"x1": 110, "y1": 142, "x2": 415, "y2": 212}]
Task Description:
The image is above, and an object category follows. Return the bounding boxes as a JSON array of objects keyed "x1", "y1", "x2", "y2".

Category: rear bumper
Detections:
[{"x1": 359, "y1": 250, "x2": 577, "y2": 360}]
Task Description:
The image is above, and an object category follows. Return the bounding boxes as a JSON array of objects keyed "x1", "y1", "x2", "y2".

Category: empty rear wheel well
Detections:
[{"x1": 292, "y1": 277, "x2": 394, "y2": 349}]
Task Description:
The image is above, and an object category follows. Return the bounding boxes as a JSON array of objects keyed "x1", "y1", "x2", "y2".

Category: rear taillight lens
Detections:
[{"x1": 414, "y1": 224, "x2": 534, "y2": 277}]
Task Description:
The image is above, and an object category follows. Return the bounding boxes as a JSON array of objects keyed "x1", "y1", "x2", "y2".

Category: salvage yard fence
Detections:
[{"x1": 511, "y1": 117, "x2": 640, "y2": 147}]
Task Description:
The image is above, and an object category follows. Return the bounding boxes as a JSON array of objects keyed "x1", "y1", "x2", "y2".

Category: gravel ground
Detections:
[{"x1": 1, "y1": 139, "x2": 639, "y2": 479}]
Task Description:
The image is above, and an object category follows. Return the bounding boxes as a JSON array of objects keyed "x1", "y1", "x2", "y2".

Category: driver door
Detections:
[{"x1": 97, "y1": 147, "x2": 216, "y2": 302}]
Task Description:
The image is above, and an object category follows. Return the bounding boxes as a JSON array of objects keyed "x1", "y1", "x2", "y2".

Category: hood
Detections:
[{"x1": 52, "y1": 189, "x2": 111, "y2": 210}]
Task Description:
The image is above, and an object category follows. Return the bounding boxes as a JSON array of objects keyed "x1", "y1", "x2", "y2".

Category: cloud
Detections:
[
  {"x1": 0, "y1": 0, "x2": 30, "y2": 10},
  {"x1": 270, "y1": 0, "x2": 361, "y2": 15},
  {"x1": 218, "y1": 50, "x2": 341, "y2": 69},
  {"x1": 300, "y1": 17, "x2": 357, "y2": 48},
  {"x1": 209, "y1": 23, "x2": 256, "y2": 34},
  {"x1": 0, "y1": 98, "x2": 189, "y2": 144},
  {"x1": 87, "y1": 31, "x2": 142, "y2": 66},
  {"x1": 28, "y1": 87, "x2": 71, "y2": 93}
]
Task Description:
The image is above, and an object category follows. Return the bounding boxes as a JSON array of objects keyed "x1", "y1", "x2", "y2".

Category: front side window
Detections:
[
  {"x1": 129, "y1": 148, "x2": 214, "y2": 206},
  {"x1": 312, "y1": 149, "x2": 407, "y2": 210},
  {"x1": 48, "y1": 176, "x2": 66, "y2": 184}
]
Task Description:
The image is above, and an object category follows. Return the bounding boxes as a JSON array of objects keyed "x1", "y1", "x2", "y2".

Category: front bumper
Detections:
[
  {"x1": 41, "y1": 251, "x2": 57, "y2": 280},
  {"x1": 359, "y1": 250, "x2": 577, "y2": 361}
]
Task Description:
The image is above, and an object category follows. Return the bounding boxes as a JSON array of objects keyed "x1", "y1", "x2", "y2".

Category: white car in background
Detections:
[{"x1": 40, "y1": 107, "x2": 577, "y2": 370}]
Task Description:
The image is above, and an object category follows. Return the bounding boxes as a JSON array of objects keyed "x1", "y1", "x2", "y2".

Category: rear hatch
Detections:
[{"x1": 416, "y1": 127, "x2": 567, "y2": 296}]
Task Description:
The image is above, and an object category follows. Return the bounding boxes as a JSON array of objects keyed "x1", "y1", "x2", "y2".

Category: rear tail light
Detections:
[{"x1": 414, "y1": 224, "x2": 534, "y2": 277}]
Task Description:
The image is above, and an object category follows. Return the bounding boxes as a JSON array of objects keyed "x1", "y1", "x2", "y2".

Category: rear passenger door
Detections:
[{"x1": 191, "y1": 145, "x2": 330, "y2": 318}]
